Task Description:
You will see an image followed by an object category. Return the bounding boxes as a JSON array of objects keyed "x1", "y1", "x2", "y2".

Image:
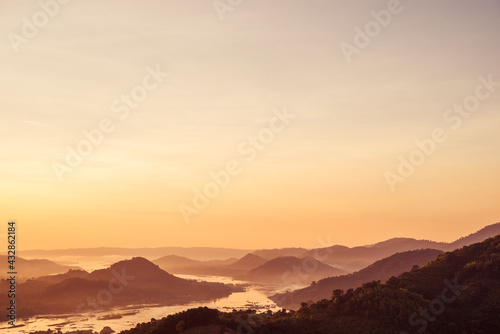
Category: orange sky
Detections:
[{"x1": 0, "y1": 0, "x2": 499, "y2": 251}]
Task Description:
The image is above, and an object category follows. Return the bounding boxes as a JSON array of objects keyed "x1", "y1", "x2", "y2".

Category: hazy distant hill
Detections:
[
  {"x1": 270, "y1": 249, "x2": 444, "y2": 309},
  {"x1": 226, "y1": 253, "x2": 267, "y2": 270},
  {"x1": 446, "y1": 222, "x2": 500, "y2": 250},
  {"x1": 252, "y1": 247, "x2": 309, "y2": 259},
  {"x1": 0, "y1": 256, "x2": 81, "y2": 281},
  {"x1": 152, "y1": 255, "x2": 237, "y2": 272},
  {"x1": 152, "y1": 253, "x2": 266, "y2": 278},
  {"x1": 153, "y1": 255, "x2": 206, "y2": 271},
  {"x1": 0, "y1": 257, "x2": 241, "y2": 318},
  {"x1": 237, "y1": 256, "x2": 346, "y2": 284},
  {"x1": 368, "y1": 237, "x2": 447, "y2": 251}
]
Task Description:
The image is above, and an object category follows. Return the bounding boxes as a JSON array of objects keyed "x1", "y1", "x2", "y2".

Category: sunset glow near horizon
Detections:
[{"x1": 1, "y1": 0, "x2": 499, "y2": 251}]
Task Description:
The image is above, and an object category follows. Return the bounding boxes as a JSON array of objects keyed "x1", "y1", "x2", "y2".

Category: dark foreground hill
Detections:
[
  {"x1": 96, "y1": 235, "x2": 500, "y2": 334},
  {"x1": 270, "y1": 248, "x2": 444, "y2": 309},
  {"x1": 0, "y1": 257, "x2": 241, "y2": 318}
]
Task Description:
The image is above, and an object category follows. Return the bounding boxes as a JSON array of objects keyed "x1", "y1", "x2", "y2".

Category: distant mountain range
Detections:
[
  {"x1": 0, "y1": 257, "x2": 241, "y2": 318},
  {"x1": 11, "y1": 223, "x2": 500, "y2": 290},
  {"x1": 152, "y1": 222, "x2": 500, "y2": 282},
  {"x1": 18, "y1": 223, "x2": 500, "y2": 274}
]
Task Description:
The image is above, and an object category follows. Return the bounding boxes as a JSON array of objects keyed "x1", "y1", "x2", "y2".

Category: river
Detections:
[{"x1": 4, "y1": 274, "x2": 303, "y2": 334}]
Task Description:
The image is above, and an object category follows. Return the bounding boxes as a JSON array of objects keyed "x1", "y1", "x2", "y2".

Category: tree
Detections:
[
  {"x1": 176, "y1": 320, "x2": 185, "y2": 333},
  {"x1": 387, "y1": 276, "x2": 398, "y2": 288},
  {"x1": 332, "y1": 289, "x2": 344, "y2": 299}
]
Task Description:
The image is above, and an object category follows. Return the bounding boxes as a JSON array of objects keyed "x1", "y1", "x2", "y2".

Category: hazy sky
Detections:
[{"x1": 1, "y1": 0, "x2": 499, "y2": 251}]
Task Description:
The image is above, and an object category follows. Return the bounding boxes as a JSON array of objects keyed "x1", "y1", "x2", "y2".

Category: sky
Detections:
[{"x1": 1, "y1": 0, "x2": 499, "y2": 251}]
